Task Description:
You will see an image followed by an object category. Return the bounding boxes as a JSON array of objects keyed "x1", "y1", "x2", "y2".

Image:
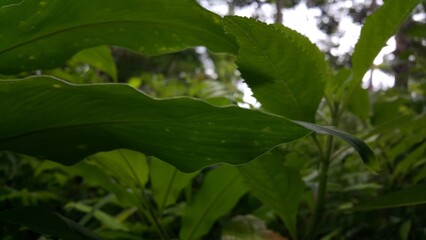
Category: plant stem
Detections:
[
  {"x1": 142, "y1": 191, "x2": 169, "y2": 240},
  {"x1": 305, "y1": 135, "x2": 334, "y2": 240},
  {"x1": 121, "y1": 152, "x2": 169, "y2": 240},
  {"x1": 306, "y1": 89, "x2": 340, "y2": 239}
]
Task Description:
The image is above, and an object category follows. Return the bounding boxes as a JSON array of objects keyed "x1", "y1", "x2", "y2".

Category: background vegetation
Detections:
[{"x1": 0, "y1": 0, "x2": 425, "y2": 239}]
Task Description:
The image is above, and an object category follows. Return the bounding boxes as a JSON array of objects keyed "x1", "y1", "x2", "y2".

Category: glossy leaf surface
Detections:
[
  {"x1": 0, "y1": 206, "x2": 100, "y2": 240},
  {"x1": 180, "y1": 165, "x2": 248, "y2": 240},
  {"x1": 224, "y1": 16, "x2": 328, "y2": 122},
  {"x1": 0, "y1": 76, "x2": 309, "y2": 172},
  {"x1": 0, "y1": 0, "x2": 237, "y2": 74},
  {"x1": 238, "y1": 150, "x2": 303, "y2": 239}
]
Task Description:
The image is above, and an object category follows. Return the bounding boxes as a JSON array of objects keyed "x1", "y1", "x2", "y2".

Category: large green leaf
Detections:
[
  {"x1": 238, "y1": 149, "x2": 303, "y2": 240},
  {"x1": 0, "y1": 0, "x2": 237, "y2": 74},
  {"x1": 180, "y1": 165, "x2": 248, "y2": 240},
  {"x1": 150, "y1": 157, "x2": 197, "y2": 212},
  {"x1": 224, "y1": 16, "x2": 328, "y2": 122},
  {"x1": 0, "y1": 76, "x2": 309, "y2": 172},
  {"x1": 293, "y1": 121, "x2": 379, "y2": 173},
  {"x1": 354, "y1": 184, "x2": 426, "y2": 211},
  {"x1": 0, "y1": 206, "x2": 101, "y2": 240},
  {"x1": 349, "y1": 0, "x2": 420, "y2": 95}
]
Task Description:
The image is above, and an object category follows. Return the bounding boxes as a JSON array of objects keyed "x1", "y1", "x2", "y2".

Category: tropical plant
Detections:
[{"x1": 0, "y1": 0, "x2": 424, "y2": 239}]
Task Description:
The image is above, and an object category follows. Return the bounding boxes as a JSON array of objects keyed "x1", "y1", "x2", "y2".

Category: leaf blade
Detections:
[
  {"x1": 0, "y1": 76, "x2": 310, "y2": 172},
  {"x1": 70, "y1": 46, "x2": 117, "y2": 81},
  {"x1": 0, "y1": 0, "x2": 237, "y2": 74},
  {"x1": 354, "y1": 184, "x2": 426, "y2": 211},
  {"x1": 180, "y1": 165, "x2": 248, "y2": 240},
  {"x1": 89, "y1": 149, "x2": 150, "y2": 189},
  {"x1": 351, "y1": 0, "x2": 420, "y2": 88},
  {"x1": 293, "y1": 120, "x2": 378, "y2": 173},
  {"x1": 238, "y1": 149, "x2": 304, "y2": 239},
  {"x1": 150, "y1": 157, "x2": 197, "y2": 211},
  {"x1": 224, "y1": 16, "x2": 328, "y2": 122}
]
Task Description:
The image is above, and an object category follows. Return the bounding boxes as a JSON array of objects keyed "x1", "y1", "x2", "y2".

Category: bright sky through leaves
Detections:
[{"x1": 199, "y1": 0, "x2": 400, "y2": 91}]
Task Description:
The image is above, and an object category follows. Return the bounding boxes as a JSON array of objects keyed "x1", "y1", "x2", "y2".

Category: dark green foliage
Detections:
[
  {"x1": 0, "y1": 76, "x2": 310, "y2": 172},
  {"x1": 0, "y1": 206, "x2": 101, "y2": 240},
  {"x1": 0, "y1": 0, "x2": 424, "y2": 239},
  {"x1": 0, "y1": 0, "x2": 237, "y2": 74}
]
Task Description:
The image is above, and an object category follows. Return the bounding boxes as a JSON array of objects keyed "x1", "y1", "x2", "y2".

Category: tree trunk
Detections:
[
  {"x1": 392, "y1": 22, "x2": 412, "y2": 88},
  {"x1": 227, "y1": 0, "x2": 235, "y2": 16},
  {"x1": 275, "y1": 0, "x2": 284, "y2": 24}
]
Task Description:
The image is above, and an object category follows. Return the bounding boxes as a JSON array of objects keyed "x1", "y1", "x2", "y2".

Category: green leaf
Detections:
[
  {"x1": 348, "y1": 87, "x2": 370, "y2": 120},
  {"x1": 399, "y1": 220, "x2": 411, "y2": 240},
  {"x1": 0, "y1": 0, "x2": 237, "y2": 74},
  {"x1": 0, "y1": 76, "x2": 309, "y2": 172},
  {"x1": 351, "y1": 0, "x2": 420, "y2": 89},
  {"x1": 392, "y1": 141, "x2": 426, "y2": 178},
  {"x1": 0, "y1": 189, "x2": 60, "y2": 205},
  {"x1": 0, "y1": 206, "x2": 101, "y2": 240},
  {"x1": 414, "y1": 165, "x2": 426, "y2": 183},
  {"x1": 354, "y1": 183, "x2": 426, "y2": 211},
  {"x1": 150, "y1": 157, "x2": 197, "y2": 212},
  {"x1": 0, "y1": 0, "x2": 23, "y2": 8},
  {"x1": 89, "y1": 149, "x2": 149, "y2": 189},
  {"x1": 180, "y1": 165, "x2": 248, "y2": 240},
  {"x1": 325, "y1": 68, "x2": 351, "y2": 102},
  {"x1": 224, "y1": 16, "x2": 328, "y2": 122},
  {"x1": 238, "y1": 149, "x2": 303, "y2": 240},
  {"x1": 70, "y1": 46, "x2": 117, "y2": 81},
  {"x1": 371, "y1": 97, "x2": 411, "y2": 126},
  {"x1": 293, "y1": 121, "x2": 379, "y2": 173}
]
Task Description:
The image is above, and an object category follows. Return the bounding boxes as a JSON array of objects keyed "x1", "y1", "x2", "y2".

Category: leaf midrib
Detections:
[
  {"x1": 0, "y1": 117, "x2": 282, "y2": 145},
  {"x1": 0, "y1": 19, "x2": 226, "y2": 56}
]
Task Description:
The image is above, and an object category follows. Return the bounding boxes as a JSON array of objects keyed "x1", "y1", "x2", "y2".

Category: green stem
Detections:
[
  {"x1": 311, "y1": 134, "x2": 325, "y2": 160},
  {"x1": 120, "y1": 152, "x2": 169, "y2": 240},
  {"x1": 305, "y1": 102, "x2": 339, "y2": 239},
  {"x1": 305, "y1": 135, "x2": 334, "y2": 240},
  {"x1": 160, "y1": 169, "x2": 178, "y2": 212},
  {"x1": 79, "y1": 194, "x2": 113, "y2": 226},
  {"x1": 142, "y1": 192, "x2": 169, "y2": 240}
]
